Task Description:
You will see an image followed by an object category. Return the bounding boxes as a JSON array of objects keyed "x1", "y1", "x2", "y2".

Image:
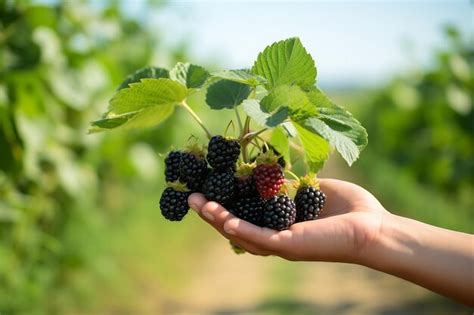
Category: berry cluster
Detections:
[{"x1": 159, "y1": 135, "x2": 327, "y2": 232}]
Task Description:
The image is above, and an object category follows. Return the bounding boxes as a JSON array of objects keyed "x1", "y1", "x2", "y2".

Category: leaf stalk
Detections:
[{"x1": 180, "y1": 100, "x2": 212, "y2": 139}]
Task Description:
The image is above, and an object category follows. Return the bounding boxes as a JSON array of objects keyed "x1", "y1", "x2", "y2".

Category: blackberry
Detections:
[
  {"x1": 206, "y1": 135, "x2": 241, "y2": 170},
  {"x1": 235, "y1": 175, "x2": 258, "y2": 198},
  {"x1": 228, "y1": 196, "x2": 265, "y2": 226},
  {"x1": 159, "y1": 187, "x2": 190, "y2": 221},
  {"x1": 180, "y1": 151, "x2": 207, "y2": 181},
  {"x1": 234, "y1": 163, "x2": 258, "y2": 198},
  {"x1": 263, "y1": 195, "x2": 296, "y2": 231},
  {"x1": 203, "y1": 169, "x2": 235, "y2": 204},
  {"x1": 185, "y1": 167, "x2": 210, "y2": 193},
  {"x1": 164, "y1": 150, "x2": 182, "y2": 182},
  {"x1": 295, "y1": 187, "x2": 326, "y2": 222}
]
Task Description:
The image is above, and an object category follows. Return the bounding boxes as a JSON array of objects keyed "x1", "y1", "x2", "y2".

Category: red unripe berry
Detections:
[{"x1": 253, "y1": 164, "x2": 284, "y2": 199}]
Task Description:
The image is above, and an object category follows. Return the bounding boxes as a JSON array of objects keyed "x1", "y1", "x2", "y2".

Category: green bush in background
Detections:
[
  {"x1": 0, "y1": 1, "x2": 189, "y2": 313},
  {"x1": 356, "y1": 27, "x2": 473, "y2": 233}
]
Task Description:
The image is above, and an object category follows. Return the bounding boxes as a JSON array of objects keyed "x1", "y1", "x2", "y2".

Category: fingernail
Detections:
[
  {"x1": 189, "y1": 204, "x2": 199, "y2": 213},
  {"x1": 224, "y1": 225, "x2": 236, "y2": 235},
  {"x1": 202, "y1": 211, "x2": 214, "y2": 222}
]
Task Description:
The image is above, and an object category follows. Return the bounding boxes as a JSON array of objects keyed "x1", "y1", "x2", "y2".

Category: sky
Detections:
[{"x1": 137, "y1": 1, "x2": 471, "y2": 88}]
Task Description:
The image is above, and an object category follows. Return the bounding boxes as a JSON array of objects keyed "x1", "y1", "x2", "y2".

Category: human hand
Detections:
[{"x1": 188, "y1": 178, "x2": 389, "y2": 263}]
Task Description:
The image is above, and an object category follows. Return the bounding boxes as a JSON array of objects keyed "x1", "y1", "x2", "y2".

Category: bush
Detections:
[
  {"x1": 357, "y1": 26, "x2": 473, "y2": 232},
  {"x1": 0, "y1": 1, "x2": 183, "y2": 313}
]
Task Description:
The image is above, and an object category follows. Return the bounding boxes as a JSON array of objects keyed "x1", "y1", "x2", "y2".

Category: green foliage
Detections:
[
  {"x1": 269, "y1": 128, "x2": 291, "y2": 169},
  {"x1": 206, "y1": 80, "x2": 251, "y2": 109},
  {"x1": 91, "y1": 79, "x2": 186, "y2": 132},
  {"x1": 242, "y1": 99, "x2": 289, "y2": 128},
  {"x1": 0, "y1": 1, "x2": 188, "y2": 313},
  {"x1": 293, "y1": 123, "x2": 330, "y2": 172},
  {"x1": 252, "y1": 37, "x2": 316, "y2": 89},
  {"x1": 118, "y1": 67, "x2": 169, "y2": 90},
  {"x1": 169, "y1": 62, "x2": 210, "y2": 89},
  {"x1": 211, "y1": 69, "x2": 267, "y2": 86},
  {"x1": 92, "y1": 37, "x2": 368, "y2": 173},
  {"x1": 357, "y1": 27, "x2": 473, "y2": 227},
  {"x1": 300, "y1": 89, "x2": 368, "y2": 166}
]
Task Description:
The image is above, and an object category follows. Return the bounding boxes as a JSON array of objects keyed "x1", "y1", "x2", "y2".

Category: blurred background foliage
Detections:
[
  {"x1": 354, "y1": 26, "x2": 473, "y2": 233},
  {"x1": 0, "y1": 0, "x2": 472, "y2": 314}
]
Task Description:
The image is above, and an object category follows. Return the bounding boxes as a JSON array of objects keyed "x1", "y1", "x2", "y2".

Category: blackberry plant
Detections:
[{"x1": 91, "y1": 37, "x2": 368, "y2": 250}]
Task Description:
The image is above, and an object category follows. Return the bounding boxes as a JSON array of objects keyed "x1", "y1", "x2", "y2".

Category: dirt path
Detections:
[
  {"x1": 174, "y1": 239, "x2": 270, "y2": 313},
  {"x1": 166, "y1": 239, "x2": 467, "y2": 315}
]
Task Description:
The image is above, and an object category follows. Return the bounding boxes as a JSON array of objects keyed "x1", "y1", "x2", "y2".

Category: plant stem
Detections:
[
  {"x1": 242, "y1": 144, "x2": 248, "y2": 163},
  {"x1": 285, "y1": 170, "x2": 300, "y2": 181},
  {"x1": 243, "y1": 116, "x2": 251, "y2": 137},
  {"x1": 181, "y1": 100, "x2": 212, "y2": 139},
  {"x1": 289, "y1": 141, "x2": 304, "y2": 154},
  {"x1": 239, "y1": 115, "x2": 252, "y2": 162},
  {"x1": 235, "y1": 108, "x2": 243, "y2": 135},
  {"x1": 242, "y1": 128, "x2": 268, "y2": 142}
]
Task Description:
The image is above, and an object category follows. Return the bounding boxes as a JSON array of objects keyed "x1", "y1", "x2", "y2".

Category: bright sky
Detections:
[{"x1": 138, "y1": 1, "x2": 471, "y2": 88}]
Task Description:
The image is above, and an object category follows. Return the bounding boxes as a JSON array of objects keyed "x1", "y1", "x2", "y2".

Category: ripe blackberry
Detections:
[
  {"x1": 228, "y1": 196, "x2": 265, "y2": 226},
  {"x1": 164, "y1": 150, "x2": 182, "y2": 182},
  {"x1": 185, "y1": 167, "x2": 210, "y2": 193},
  {"x1": 234, "y1": 163, "x2": 258, "y2": 198},
  {"x1": 203, "y1": 169, "x2": 235, "y2": 204},
  {"x1": 263, "y1": 195, "x2": 296, "y2": 231},
  {"x1": 206, "y1": 135, "x2": 241, "y2": 170},
  {"x1": 180, "y1": 151, "x2": 207, "y2": 182},
  {"x1": 235, "y1": 175, "x2": 258, "y2": 198},
  {"x1": 295, "y1": 187, "x2": 326, "y2": 222},
  {"x1": 159, "y1": 187, "x2": 190, "y2": 221}
]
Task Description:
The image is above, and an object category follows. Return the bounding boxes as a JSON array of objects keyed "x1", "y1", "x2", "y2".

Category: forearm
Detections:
[{"x1": 363, "y1": 213, "x2": 474, "y2": 306}]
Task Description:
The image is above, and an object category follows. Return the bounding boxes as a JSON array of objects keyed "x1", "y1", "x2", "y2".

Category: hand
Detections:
[{"x1": 188, "y1": 178, "x2": 389, "y2": 263}]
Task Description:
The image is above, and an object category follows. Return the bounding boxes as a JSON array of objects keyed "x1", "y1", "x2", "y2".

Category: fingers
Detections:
[
  {"x1": 188, "y1": 193, "x2": 271, "y2": 256},
  {"x1": 188, "y1": 193, "x2": 207, "y2": 214},
  {"x1": 223, "y1": 218, "x2": 288, "y2": 251},
  {"x1": 188, "y1": 193, "x2": 232, "y2": 234}
]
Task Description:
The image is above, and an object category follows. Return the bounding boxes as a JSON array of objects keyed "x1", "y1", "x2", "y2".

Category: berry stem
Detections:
[
  {"x1": 285, "y1": 169, "x2": 300, "y2": 181},
  {"x1": 234, "y1": 107, "x2": 243, "y2": 135},
  {"x1": 240, "y1": 115, "x2": 252, "y2": 163},
  {"x1": 242, "y1": 144, "x2": 249, "y2": 163},
  {"x1": 241, "y1": 128, "x2": 268, "y2": 142},
  {"x1": 180, "y1": 100, "x2": 212, "y2": 139}
]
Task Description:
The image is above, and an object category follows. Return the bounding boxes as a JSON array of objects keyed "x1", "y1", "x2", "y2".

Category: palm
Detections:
[
  {"x1": 285, "y1": 179, "x2": 388, "y2": 262},
  {"x1": 188, "y1": 178, "x2": 388, "y2": 263}
]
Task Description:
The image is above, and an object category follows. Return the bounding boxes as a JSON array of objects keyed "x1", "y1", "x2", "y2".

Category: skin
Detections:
[{"x1": 188, "y1": 178, "x2": 474, "y2": 306}]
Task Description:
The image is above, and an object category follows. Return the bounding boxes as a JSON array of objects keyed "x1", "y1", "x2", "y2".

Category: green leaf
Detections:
[
  {"x1": 90, "y1": 106, "x2": 175, "y2": 133},
  {"x1": 211, "y1": 69, "x2": 267, "y2": 86},
  {"x1": 281, "y1": 122, "x2": 297, "y2": 137},
  {"x1": 206, "y1": 80, "x2": 251, "y2": 109},
  {"x1": 169, "y1": 62, "x2": 209, "y2": 89},
  {"x1": 89, "y1": 78, "x2": 186, "y2": 132},
  {"x1": 242, "y1": 99, "x2": 289, "y2": 127},
  {"x1": 303, "y1": 89, "x2": 368, "y2": 166},
  {"x1": 261, "y1": 85, "x2": 317, "y2": 119},
  {"x1": 118, "y1": 67, "x2": 169, "y2": 90},
  {"x1": 252, "y1": 37, "x2": 316, "y2": 89},
  {"x1": 269, "y1": 127, "x2": 291, "y2": 168},
  {"x1": 294, "y1": 122, "x2": 330, "y2": 172}
]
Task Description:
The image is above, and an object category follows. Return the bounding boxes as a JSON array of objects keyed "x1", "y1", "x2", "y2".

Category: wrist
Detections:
[{"x1": 357, "y1": 212, "x2": 407, "y2": 269}]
